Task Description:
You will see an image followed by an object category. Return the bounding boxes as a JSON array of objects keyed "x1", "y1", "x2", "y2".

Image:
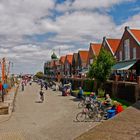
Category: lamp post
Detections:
[{"x1": 1, "y1": 58, "x2": 6, "y2": 84}]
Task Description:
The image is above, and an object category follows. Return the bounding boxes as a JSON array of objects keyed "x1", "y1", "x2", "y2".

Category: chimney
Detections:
[
  {"x1": 125, "y1": 26, "x2": 130, "y2": 31},
  {"x1": 103, "y1": 36, "x2": 106, "y2": 41}
]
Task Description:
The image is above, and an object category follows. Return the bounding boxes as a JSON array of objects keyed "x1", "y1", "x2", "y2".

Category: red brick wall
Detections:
[{"x1": 87, "y1": 47, "x2": 94, "y2": 66}]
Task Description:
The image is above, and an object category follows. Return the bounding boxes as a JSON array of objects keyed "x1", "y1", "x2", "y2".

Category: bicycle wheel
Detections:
[
  {"x1": 94, "y1": 109, "x2": 105, "y2": 122},
  {"x1": 76, "y1": 112, "x2": 86, "y2": 122}
]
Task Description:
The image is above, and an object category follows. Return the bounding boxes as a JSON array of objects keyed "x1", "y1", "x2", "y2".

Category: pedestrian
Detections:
[
  {"x1": 44, "y1": 82, "x2": 48, "y2": 90},
  {"x1": 2, "y1": 86, "x2": 6, "y2": 102},
  {"x1": 40, "y1": 81, "x2": 44, "y2": 90},
  {"x1": 77, "y1": 87, "x2": 83, "y2": 99},
  {"x1": 39, "y1": 89, "x2": 44, "y2": 102},
  {"x1": 21, "y1": 81, "x2": 24, "y2": 91},
  {"x1": 0, "y1": 81, "x2": 3, "y2": 102}
]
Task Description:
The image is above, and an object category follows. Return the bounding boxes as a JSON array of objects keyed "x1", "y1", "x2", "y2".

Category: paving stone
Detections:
[
  {"x1": 0, "y1": 83, "x2": 98, "y2": 140},
  {"x1": 75, "y1": 102, "x2": 140, "y2": 140}
]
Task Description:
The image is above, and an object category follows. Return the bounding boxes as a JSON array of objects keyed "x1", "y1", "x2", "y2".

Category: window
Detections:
[
  {"x1": 90, "y1": 59, "x2": 93, "y2": 64},
  {"x1": 124, "y1": 39, "x2": 130, "y2": 60},
  {"x1": 119, "y1": 51, "x2": 122, "y2": 61},
  {"x1": 133, "y1": 47, "x2": 136, "y2": 59}
]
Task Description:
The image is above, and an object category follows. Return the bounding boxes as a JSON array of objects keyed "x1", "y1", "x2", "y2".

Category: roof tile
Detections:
[
  {"x1": 130, "y1": 29, "x2": 140, "y2": 42},
  {"x1": 79, "y1": 51, "x2": 89, "y2": 62},
  {"x1": 90, "y1": 43, "x2": 102, "y2": 56},
  {"x1": 60, "y1": 56, "x2": 66, "y2": 64},
  {"x1": 66, "y1": 54, "x2": 73, "y2": 64},
  {"x1": 106, "y1": 39, "x2": 120, "y2": 54}
]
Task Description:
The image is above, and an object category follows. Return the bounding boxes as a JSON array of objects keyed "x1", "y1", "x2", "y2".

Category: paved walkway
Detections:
[
  {"x1": 75, "y1": 101, "x2": 140, "y2": 140},
  {"x1": 0, "y1": 85, "x2": 18, "y2": 121},
  {"x1": 0, "y1": 83, "x2": 98, "y2": 140}
]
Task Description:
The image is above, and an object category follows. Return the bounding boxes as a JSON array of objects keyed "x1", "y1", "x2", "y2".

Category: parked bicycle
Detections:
[
  {"x1": 76, "y1": 106, "x2": 97, "y2": 122},
  {"x1": 76, "y1": 99, "x2": 110, "y2": 122}
]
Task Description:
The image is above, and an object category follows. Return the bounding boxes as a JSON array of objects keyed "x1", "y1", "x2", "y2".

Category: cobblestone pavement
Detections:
[
  {"x1": 75, "y1": 101, "x2": 140, "y2": 140},
  {"x1": 0, "y1": 83, "x2": 98, "y2": 140}
]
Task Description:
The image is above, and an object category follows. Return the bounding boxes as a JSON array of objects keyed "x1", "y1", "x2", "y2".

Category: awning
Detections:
[
  {"x1": 112, "y1": 60, "x2": 136, "y2": 70},
  {"x1": 79, "y1": 69, "x2": 88, "y2": 74}
]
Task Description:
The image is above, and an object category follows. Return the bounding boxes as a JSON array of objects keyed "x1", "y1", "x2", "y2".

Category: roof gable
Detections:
[
  {"x1": 130, "y1": 29, "x2": 140, "y2": 43},
  {"x1": 115, "y1": 26, "x2": 140, "y2": 57},
  {"x1": 60, "y1": 56, "x2": 66, "y2": 64},
  {"x1": 65, "y1": 54, "x2": 73, "y2": 64},
  {"x1": 90, "y1": 43, "x2": 102, "y2": 56},
  {"x1": 106, "y1": 39, "x2": 120, "y2": 54},
  {"x1": 78, "y1": 50, "x2": 89, "y2": 63}
]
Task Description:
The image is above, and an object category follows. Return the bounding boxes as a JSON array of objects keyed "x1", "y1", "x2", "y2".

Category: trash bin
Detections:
[{"x1": 107, "y1": 109, "x2": 116, "y2": 119}]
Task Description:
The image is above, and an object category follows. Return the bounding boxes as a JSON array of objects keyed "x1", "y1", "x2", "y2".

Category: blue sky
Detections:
[
  {"x1": 0, "y1": 0, "x2": 140, "y2": 74},
  {"x1": 109, "y1": 0, "x2": 140, "y2": 25}
]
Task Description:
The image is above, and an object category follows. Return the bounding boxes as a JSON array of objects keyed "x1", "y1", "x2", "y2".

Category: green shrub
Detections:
[{"x1": 98, "y1": 88, "x2": 105, "y2": 97}]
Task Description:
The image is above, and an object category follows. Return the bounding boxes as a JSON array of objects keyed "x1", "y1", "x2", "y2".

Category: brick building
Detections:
[{"x1": 113, "y1": 26, "x2": 140, "y2": 82}]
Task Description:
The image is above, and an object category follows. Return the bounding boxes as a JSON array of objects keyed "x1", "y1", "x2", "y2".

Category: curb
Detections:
[{"x1": 0, "y1": 84, "x2": 19, "y2": 123}]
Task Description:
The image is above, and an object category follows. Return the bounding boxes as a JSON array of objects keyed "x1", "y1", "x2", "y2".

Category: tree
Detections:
[
  {"x1": 88, "y1": 48, "x2": 115, "y2": 92},
  {"x1": 35, "y1": 71, "x2": 44, "y2": 79}
]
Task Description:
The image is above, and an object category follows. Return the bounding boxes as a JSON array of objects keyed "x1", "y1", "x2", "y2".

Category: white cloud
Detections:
[
  {"x1": 44, "y1": 11, "x2": 116, "y2": 43},
  {"x1": 0, "y1": 0, "x2": 55, "y2": 35},
  {"x1": 56, "y1": 0, "x2": 135, "y2": 11},
  {"x1": 0, "y1": 0, "x2": 138, "y2": 74},
  {"x1": 120, "y1": 14, "x2": 140, "y2": 29}
]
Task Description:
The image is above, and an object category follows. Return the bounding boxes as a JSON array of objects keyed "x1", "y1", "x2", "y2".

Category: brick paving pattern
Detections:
[
  {"x1": 75, "y1": 101, "x2": 140, "y2": 140},
  {"x1": 0, "y1": 83, "x2": 98, "y2": 140}
]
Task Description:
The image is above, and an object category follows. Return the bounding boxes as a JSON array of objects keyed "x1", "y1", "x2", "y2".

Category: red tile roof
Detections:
[
  {"x1": 66, "y1": 54, "x2": 73, "y2": 64},
  {"x1": 130, "y1": 29, "x2": 140, "y2": 42},
  {"x1": 78, "y1": 51, "x2": 89, "y2": 62},
  {"x1": 60, "y1": 56, "x2": 66, "y2": 64},
  {"x1": 106, "y1": 39, "x2": 120, "y2": 54},
  {"x1": 90, "y1": 43, "x2": 102, "y2": 56}
]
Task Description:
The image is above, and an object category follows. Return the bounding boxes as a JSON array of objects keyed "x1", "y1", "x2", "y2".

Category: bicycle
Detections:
[
  {"x1": 78, "y1": 96, "x2": 91, "y2": 108},
  {"x1": 93, "y1": 102, "x2": 111, "y2": 121},
  {"x1": 76, "y1": 107, "x2": 97, "y2": 122},
  {"x1": 76, "y1": 101, "x2": 98, "y2": 122}
]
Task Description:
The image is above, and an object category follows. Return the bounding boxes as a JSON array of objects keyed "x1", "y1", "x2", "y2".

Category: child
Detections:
[{"x1": 40, "y1": 90, "x2": 44, "y2": 102}]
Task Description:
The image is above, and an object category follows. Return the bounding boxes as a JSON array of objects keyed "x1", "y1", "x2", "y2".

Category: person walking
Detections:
[
  {"x1": 44, "y1": 82, "x2": 48, "y2": 90},
  {"x1": 21, "y1": 81, "x2": 24, "y2": 91},
  {"x1": 40, "y1": 81, "x2": 44, "y2": 90},
  {"x1": 39, "y1": 89, "x2": 44, "y2": 102},
  {"x1": 77, "y1": 87, "x2": 83, "y2": 99},
  {"x1": 2, "y1": 85, "x2": 6, "y2": 102},
  {"x1": 0, "y1": 82, "x2": 3, "y2": 102}
]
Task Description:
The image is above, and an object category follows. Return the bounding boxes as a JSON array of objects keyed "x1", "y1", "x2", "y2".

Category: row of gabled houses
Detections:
[{"x1": 44, "y1": 26, "x2": 140, "y2": 84}]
